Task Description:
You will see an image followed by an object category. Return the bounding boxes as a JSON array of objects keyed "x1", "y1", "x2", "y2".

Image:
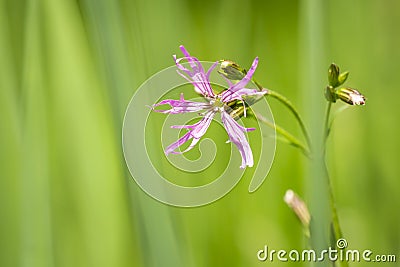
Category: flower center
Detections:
[{"x1": 209, "y1": 97, "x2": 225, "y2": 112}]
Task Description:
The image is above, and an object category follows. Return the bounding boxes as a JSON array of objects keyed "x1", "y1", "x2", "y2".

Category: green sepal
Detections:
[{"x1": 325, "y1": 86, "x2": 337, "y2": 103}]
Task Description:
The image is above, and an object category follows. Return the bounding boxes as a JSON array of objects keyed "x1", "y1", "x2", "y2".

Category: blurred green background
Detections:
[{"x1": 1, "y1": 0, "x2": 399, "y2": 266}]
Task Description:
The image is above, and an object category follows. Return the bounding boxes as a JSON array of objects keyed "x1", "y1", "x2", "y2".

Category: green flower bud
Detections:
[
  {"x1": 218, "y1": 60, "x2": 246, "y2": 81},
  {"x1": 338, "y1": 71, "x2": 349, "y2": 86},
  {"x1": 328, "y1": 63, "x2": 340, "y2": 87},
  {"x1": 336, "y1": 87, "x2": 366, "y2": 105},
  {"x1": 325, "y1": 86, "x2": 337, "y2": 103}
]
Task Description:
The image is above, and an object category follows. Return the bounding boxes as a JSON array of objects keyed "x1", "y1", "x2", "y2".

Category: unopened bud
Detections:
[
  {"x1": 284, "y1": 190, "x2": 310, "y2": 230},
  {"x1": 336, "y1": 87, "x2": 366, "y2": 105},
  {"x1": 328, "y1": 63, "x2": 340, "y2": 87},
  {"x1": 338, "y1": 71, "x2": 349, "y2": 85},
  {"x1": 218, "y1": 60, "x2": 246, "y2": 81}
]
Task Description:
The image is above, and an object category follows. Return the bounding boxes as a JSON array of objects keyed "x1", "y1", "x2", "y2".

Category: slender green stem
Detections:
[
  {"x1": 253, "y1": 79, "x2": 311, "y2": 151},
  {"x1": 324, "y1": 164, "x2": 343, "y2": 239},
  {"x1": 323, "y1": 101, "x2": 348, "y2": 267},
  {"x1": 324, "y1": 101, "x2": 332, "y2": 140},
  {"x1": 254, "y1": 111, "x2": 311, "y2": 158},
  {"x1": 268, "y1": 89, "x2": 312, "y2": 150},
  {"x1": 327, "y1": 105, "x2": 350, "y2": 142}
]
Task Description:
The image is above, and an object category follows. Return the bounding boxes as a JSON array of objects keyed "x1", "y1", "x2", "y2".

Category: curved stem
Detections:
[
  {"x1": 253, "y1": 79, "x2": 311, "y2": 151},
  {"x1": 268, "y1": 89, "x2": 312, "y2": 150},
  {"x1": 254, "y1": 111, "x2": 311, "y2": 158}
]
